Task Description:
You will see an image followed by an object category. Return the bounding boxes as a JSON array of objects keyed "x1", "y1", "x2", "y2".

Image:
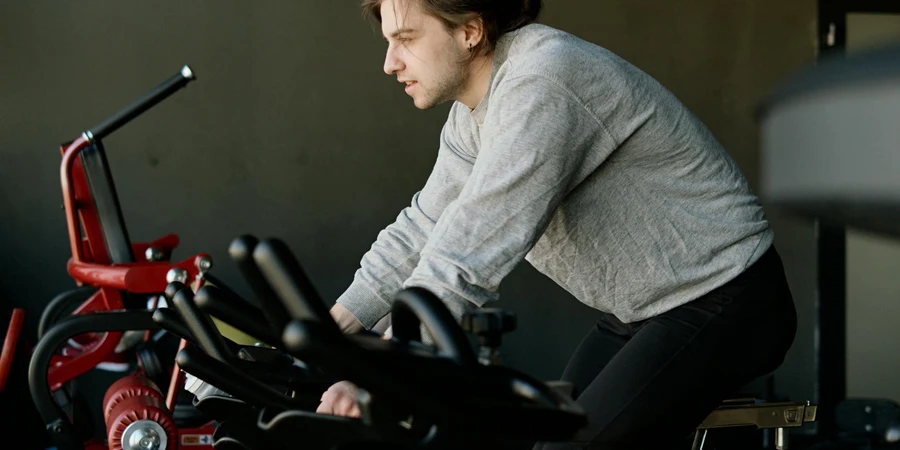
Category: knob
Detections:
[
  {"x1": 145, "y1": 247, "x2": 164, "y2": 262},
  {"x1": 461, "y1": 308, "x2": 516, "y2": 349},
  {"x1": 196, "y1": 256, "x2": 213, "y2": 273},
  {"x1": 461, "y1": 308, "x2": 516, "y2": 340},
  {"x1": 461, "y1": 308, "x2": 516, "y2": 366},
  {"x1": 166, "y1": 268, "x2": 188, "y2": 284}
]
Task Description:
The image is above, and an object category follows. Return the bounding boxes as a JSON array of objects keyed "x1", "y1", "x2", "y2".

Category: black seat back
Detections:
[{"x1": 79, "y1": 139, "x2": 134, "y2": 264}]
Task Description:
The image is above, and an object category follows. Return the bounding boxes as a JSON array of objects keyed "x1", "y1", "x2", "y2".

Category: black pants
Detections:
[{"x1": 535, "y1": 245, "x2": 797, "y2": 450}]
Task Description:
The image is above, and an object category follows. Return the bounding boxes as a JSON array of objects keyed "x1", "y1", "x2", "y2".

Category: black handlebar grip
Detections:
[
  {"x1": 175, "y1": 346, "x2": 297, "y2": 412},
  {"x1": 282, "y1": 320, "x2": 399, "y2": 391},
  {"x1": 281, "y1": 319, "x2": 460, "y2": 421},
  {"x1": 165, "y1": 281, "x2": 188, "y2": 302},
  {"x1": 252, "y1": 238, "x2": 337, "y2": 333},
  {"x1": 228, "y1": 235, "x2": 291, "y2": 336},
  {"x1": 391, "y1": 287, "x2": 477, "y2": 367},
  {"x1": 151, "y1": 308, "x2": 198, "y2": 346},
  {"x1": 89, "y1": 65, "x2": 196, "y2": 141},
  {"x1": 171, "y1": 288, "x2": 232, "y2": 363},
  {"x1": 194, "y1": 285, "x2": 279, "y2": 345}
]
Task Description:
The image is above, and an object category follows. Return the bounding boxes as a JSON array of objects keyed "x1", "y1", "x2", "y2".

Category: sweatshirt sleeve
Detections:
[
  {"x1": 403, "y1": 74, "x2": 611, "y2": 321},
  {"x1": 336, "y1": 109, "x2": 475, "y2": 329}
]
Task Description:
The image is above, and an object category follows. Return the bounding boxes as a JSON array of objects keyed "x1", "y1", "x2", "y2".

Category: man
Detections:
[{"x1": 321, "y1": 0, "x2": 797, "y2": 449}]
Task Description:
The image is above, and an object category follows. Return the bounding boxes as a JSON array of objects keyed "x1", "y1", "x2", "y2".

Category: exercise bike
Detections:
[{"x1": 28, "y1": 65, "x2": 228, "y2": 450}]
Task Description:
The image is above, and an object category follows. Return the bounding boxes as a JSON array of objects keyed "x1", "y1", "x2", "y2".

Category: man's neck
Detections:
[{"x1": 457, "y1": 54, "x2": 493, "y2": 110}]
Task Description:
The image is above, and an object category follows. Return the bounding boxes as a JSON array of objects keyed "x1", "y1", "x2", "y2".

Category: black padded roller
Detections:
[
  {"x1": 171, "y1": 288, "x2": 231, "y2": 363},
  {"x1": 175, "y1": 346, "x2": 297, "y2": 412},
  {"x1": 252, "y1": 238, "x2": 337, "y2": 333},
  {"x1": 151, "y1": 308, "x2": 198, "y2": 346},
  {"x1": 165, "y1": 281, "x2": 188, "y2": 302},
  {"x1": 229, "y1": 235, "x2": 291, "y2": 336},
  {"x1": 194, "y1": 285, "x2": 278, "y2": 345}
]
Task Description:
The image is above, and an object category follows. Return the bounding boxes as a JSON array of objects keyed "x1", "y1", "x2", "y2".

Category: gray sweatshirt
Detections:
[{"x1": 337, "y1": 23, "x2": 773, "y2": 329}]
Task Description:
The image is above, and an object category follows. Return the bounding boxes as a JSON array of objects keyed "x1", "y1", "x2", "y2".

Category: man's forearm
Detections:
[{"x1": 330, "y1": 303, "x2": 364, "y2": 334}]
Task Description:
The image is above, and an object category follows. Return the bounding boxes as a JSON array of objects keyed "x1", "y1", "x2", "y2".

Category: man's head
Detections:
[{"x1": 363, "y1": 0, "x2": 542, "y2": 109}]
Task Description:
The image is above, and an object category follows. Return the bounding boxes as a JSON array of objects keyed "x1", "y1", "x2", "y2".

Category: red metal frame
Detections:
[
  {"x1": 166, "y1": 338, "x2": 191, "y2": 412},
  {"x1": 55, "y1": 137, "x2": 219, "y2": 448},
  {"x1": 59, "y1": 136, "x2": 215, "y2": 450},
  {"x1": 48, "y1": 136, "x2": 210, "y2": 391},
  {"x1": 61, "y1": 137, "x2": 209, "y2": 289},
  {"x1": 0, "y1": 308, "x2": 25, "y2": 392}
]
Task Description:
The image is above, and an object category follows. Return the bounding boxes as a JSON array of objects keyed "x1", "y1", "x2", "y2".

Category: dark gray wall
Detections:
[{"x1": 2, "y1": 0, "x2": 817, "y2": 397}]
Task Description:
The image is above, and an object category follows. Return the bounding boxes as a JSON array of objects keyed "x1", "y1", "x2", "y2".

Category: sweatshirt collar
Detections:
[{"x1": 469, "y1": 26, "x2": 522, "y2": 125}]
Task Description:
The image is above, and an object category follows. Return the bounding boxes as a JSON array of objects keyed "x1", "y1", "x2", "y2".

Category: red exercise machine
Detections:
[{"x1": 28, "y1": 65, "x2": 219, "y2": 450}]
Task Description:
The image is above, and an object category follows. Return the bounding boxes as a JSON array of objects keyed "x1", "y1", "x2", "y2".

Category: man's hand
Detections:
[
  {"x1": 330, "y1": 303, "x2": 364, "y2": 334},
  {"x1": 317, "y1": 380, "x2": 362, "y2": 418}
]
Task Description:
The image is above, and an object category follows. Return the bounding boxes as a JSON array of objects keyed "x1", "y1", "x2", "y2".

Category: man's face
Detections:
[{"x1": 380, "y1": 0, "x2": 469, "y2": 109}]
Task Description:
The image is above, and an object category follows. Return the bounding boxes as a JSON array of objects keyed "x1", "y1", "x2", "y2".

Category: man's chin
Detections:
[
  {"x1": 412, "y1": 96, "x2": 448, "y2": 110},
  {"x1": 412, "y1": 98, "x2": 433, "y2": 110}
]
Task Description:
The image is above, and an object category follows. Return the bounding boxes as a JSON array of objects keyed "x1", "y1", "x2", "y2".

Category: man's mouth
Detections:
[{"x1": 404, "y1": 81, "x2": 417, "y2": 93}]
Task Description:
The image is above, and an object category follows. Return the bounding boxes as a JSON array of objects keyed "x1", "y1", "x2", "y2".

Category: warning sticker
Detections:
[{"x1": 181, "y1": 434, "x2": 214, "y2": 445}]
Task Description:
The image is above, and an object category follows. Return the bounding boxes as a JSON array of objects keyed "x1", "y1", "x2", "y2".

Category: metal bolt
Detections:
[
  {"x1": 123, "y1": 421, "x2": 166, "y2": 450},
  {"x1": 130, "y1": 427, "x2": 160, "y2": 450},
  {"x1": 166, "y1": 268, "x2": 188, "y2": 284},
  {"x1": 775, "y1": 428, "x2": 787, "y2": 450},
  {"x1": 865, "y1": 405, "x2": 873, "y2": 414},
  {"x1": 196, "y1": 256, "x2": 213, "y2": 273},
  {"x1": 145, "y1": 247, "x2": 164, "y2": 262},
  {"x1": 866, "y1": 424, "x2": 873, "y2": 432}
]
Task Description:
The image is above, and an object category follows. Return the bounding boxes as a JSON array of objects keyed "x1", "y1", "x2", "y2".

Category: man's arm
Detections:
[
  {"x1": 328, "y1": 303, "x2": 391, "y2": 335},
  {"x1": 403, "y1": 74, "x2": 618, "y2": 320},
  {"x1": 335, "y1": 107, "x2": 475, "y2": 330},
  {"x1": 330, "y1": 302, "x2": 365, "y2": 334}
]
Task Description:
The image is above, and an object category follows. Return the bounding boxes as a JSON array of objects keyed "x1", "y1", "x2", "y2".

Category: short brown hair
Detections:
[{"x1": 362, "y1": 0, "x2": 543, "y2": 57}]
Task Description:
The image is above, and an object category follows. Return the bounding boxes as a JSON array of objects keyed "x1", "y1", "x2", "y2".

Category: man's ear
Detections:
[{"x1": 461, "y1": 14, "x2": 486, "y2": 50}]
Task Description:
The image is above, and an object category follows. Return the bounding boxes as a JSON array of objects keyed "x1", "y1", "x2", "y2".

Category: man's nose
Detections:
[{"x1": 384, "y1": 47, "x2": 403, "y2": 75}]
